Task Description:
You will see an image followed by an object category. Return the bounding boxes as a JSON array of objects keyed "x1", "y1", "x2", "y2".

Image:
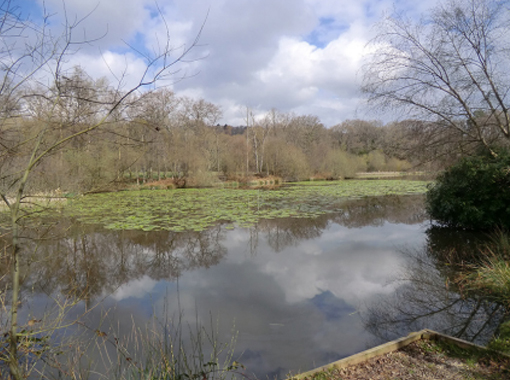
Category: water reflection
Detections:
[
  {"x1": 1, "y1": 225, "x2": 227, "y2": 305},
  {"x1": 255, "y1": 194, "x2": 426, "y2": 254},
  {"x1": 1, "y1": 195, "x2": 427, "y2": 301},
  {"x1": 1, "y1": 195, "x2": 431, "y2": 378},
  {"x1": 363, "y1": 228, "x2": 506, "y2": 347}
]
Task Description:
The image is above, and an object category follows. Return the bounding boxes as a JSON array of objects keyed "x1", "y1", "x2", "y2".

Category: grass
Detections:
[
  {"x1": 451, "y1": 230, "x2": 510, "y2": 358},
  {"x1": 96, "y1": 314, "x2": 244, "y2": 380},
  {"x1": 467, "y1": 259, "x2": 510, "y2": 300},
  {"x1": 0, "y1": 297, "x2": 245, "y2": 380}
]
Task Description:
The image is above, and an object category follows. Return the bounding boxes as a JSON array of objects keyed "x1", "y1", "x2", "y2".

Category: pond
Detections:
[{"x1": 2, "y1": 182, "x2": 505, "y2": 379}]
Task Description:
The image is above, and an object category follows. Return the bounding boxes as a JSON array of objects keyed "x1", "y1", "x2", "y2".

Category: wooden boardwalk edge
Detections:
[{"x1": 290, "y1": 329, "x2": 508, "y2": 379}]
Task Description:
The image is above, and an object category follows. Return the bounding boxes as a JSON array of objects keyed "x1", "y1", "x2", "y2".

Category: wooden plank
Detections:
[
  {"x1": 292, "y1": 329, "x2": 430, "y2": 379},
  {"x1": 289, "y1": 329, "x2": 510, "y2": 379},
  {"x1": 427, "y1": 330, "x2": 501, "y2": 352}
]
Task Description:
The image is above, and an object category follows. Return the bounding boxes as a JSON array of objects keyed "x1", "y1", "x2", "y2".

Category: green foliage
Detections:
[
  {"x1": 488, "y1": 320, "x2": 510, "y2": 354},
  {"x1": 462, "y1": 256, "x2": 510, "y2": 305},
  {"x1": 426, "y1": 150, "x2": 510, "y2": 229}
]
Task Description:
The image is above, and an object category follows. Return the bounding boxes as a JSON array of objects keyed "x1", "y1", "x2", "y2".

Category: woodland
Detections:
[
  {"x1": 2, "y1": 73, "x2": 441, "y2": 196},
  {"x1": 4, "y1": 0, "x2": 510, "y2": 378}
]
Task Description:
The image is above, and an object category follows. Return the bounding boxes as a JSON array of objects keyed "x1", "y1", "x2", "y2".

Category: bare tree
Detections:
[
  {"x1": 126, "y1": 88, "x2": 180, "y2": 181},
  {"x1": 362, "y1": 0, "x2": 510, "y2": 156},
  {"x1": 331, "y1": 119, "x2": 384, "y2": 154},
  {"x1": 0, "y1": 2, "x2": 203, "y2": 378},
  {"x1": 178, "y1": 97, "x2": 223, "y2": 172},
  {"x1": 168, "y1": 97, "x2": 223, "y2": 182},
  {"x1": 250, "y1": 114, "x2": 271, "y2": 174}
]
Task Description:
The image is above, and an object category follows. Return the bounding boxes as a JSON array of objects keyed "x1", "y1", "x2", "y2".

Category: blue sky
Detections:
[{"x1": 20, "y1": 0, "x2": 439, "y2": 126}]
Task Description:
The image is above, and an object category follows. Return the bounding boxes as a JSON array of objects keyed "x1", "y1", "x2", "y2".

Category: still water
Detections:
[{"x1": 5, "y1": 195, "x2": 505, "y2": 378}]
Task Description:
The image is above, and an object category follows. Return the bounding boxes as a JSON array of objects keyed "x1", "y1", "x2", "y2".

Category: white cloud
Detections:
[
  {"x1": 62, "y1": 51, "x2": 150, "y2": 91},
  {"x1": 24, "y1": 0, "x2": 443, "y2": 124},
  {"x1": 112, "y1": 276, "x2": 158, "y2": 301},
  {"x1": 166, "y1": 0, "x2": 377, "y2": 124},
  {"x1": 38, "y1": 0, "x2": 151, "y2": 48}
]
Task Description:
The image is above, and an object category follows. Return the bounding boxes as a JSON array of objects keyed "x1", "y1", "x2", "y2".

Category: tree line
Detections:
[
  {"x1": 2, "y1": 66, "x2": 464, "y2": 195},
  {"x1": 3, "y1": 0, "x2": 510, "y2": 377}
]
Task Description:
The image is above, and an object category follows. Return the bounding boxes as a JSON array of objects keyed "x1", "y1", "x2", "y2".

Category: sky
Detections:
[{"x1": 20, "y1": 0, "x2": 440, "y2": 126}]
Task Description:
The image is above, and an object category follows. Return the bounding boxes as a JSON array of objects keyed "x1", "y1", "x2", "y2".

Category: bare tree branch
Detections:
[{"x1": 363, "y1": 0, "x2": 510, "y2": 157}]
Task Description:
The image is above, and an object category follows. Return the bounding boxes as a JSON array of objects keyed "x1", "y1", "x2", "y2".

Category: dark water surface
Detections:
[{"x1": 5, "y1": 195, "x2": 504, "y2": 379}]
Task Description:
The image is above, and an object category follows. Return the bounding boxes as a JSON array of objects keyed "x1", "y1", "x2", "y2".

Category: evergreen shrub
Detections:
[{"x1": 426, "y1": 149, "x2": 510, "y2": 229}]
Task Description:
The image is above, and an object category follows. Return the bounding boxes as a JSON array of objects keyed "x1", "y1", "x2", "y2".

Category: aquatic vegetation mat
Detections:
[{"x1": 62, "y1": 180, "x2": 428, "y2": 232}]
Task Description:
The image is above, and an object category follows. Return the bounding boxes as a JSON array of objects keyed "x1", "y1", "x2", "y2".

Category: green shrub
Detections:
[{"x1": 426, "y1": 149, "x2": 510, "y2": 229}]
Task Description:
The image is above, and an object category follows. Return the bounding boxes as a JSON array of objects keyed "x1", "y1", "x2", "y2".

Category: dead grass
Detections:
[{"x1": 297, "y1": 340, "x2": 509, "y2": 380}]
